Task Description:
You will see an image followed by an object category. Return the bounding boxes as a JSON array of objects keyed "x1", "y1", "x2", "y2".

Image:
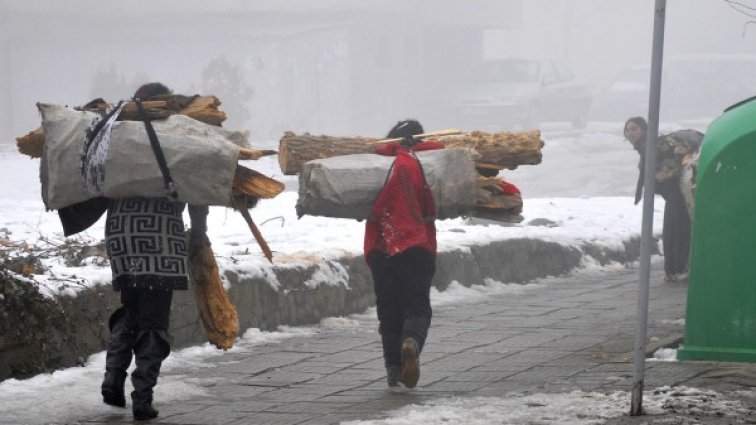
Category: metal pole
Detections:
[{"x1": 631, "y1": 0, "x2": 666, "y2": 416}]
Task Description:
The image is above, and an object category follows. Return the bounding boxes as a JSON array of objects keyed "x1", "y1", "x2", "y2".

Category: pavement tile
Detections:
[{"x1": 225, "y1": 412, "x2": 311, "y2": 425}]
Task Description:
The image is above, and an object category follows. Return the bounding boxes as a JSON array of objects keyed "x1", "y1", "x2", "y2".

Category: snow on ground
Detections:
[{"x1": 342, "y1": 387, "x2": 754, "y2": 425}]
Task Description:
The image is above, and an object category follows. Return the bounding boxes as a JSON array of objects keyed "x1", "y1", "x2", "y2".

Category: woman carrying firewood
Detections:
[
  {"x1": 624, "y1": 116, "x2": 699, "y2": 282},
  {"x1": 364, "y1": 119, "x2": 444, "y2": 391},
  {"x1": 99, "y1": 82, "x2": 209, "y2": 421}
]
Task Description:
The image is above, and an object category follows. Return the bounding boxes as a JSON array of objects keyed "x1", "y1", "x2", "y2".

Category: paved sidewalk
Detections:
[{"x1": 81, "y1": 265, "x2": 756, "y2": 424}]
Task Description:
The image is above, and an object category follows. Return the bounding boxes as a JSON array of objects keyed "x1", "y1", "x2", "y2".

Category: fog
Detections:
[{"x1": 1, "y1": 0, "x2": 754, "y2": 144}]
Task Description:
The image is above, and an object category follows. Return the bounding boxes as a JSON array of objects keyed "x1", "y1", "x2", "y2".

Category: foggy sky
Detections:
[{"x1": 1, "y1": 0, "x2": 754, "y2": 144}]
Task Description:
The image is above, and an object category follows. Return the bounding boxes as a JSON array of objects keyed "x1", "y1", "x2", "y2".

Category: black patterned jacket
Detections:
[{"x1": 105, "y1": 197, "x2": 189, "y2": 291}]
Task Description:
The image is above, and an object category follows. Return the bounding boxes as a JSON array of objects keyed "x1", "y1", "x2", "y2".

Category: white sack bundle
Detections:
[
  {"x1": 296, "y1": 148, "x2": 478, "y2": 220},
  {"x1": 39, "y1": 103, "x2": 246, "y2": 209}
]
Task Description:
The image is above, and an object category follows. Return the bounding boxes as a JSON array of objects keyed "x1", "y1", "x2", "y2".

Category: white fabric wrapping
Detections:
[
  {"x1": 39, "y1": 103, "x2": 244, "y2": 209},
  {"x1": 82, "y1": 101, "x2": 128, "y2": 194},
  {"x1": 296, "y1": 148, "x2": 478, "y2": 220}
]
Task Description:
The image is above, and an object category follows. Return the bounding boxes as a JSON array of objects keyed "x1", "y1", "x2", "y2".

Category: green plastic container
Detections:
[{"x1": 678, "y1": 96, "x2": 756, "y2": 362}]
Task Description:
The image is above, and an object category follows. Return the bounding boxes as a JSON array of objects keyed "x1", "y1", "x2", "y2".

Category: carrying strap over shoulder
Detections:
[{"x1": 134, "y1": 98, "x2": 179, "y2": 202}]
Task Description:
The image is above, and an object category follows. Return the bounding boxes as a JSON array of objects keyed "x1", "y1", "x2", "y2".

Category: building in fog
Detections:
[
  {"x1": 0, "y1": 1, "x2": 522, "y2": 142},
  {"x1": 2, "y1": 1, "x2": 754, "y2": 143}
]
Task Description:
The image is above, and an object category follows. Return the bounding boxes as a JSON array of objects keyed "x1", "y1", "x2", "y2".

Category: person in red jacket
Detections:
[{"x1": 364, "y1": 119, "x2": 443, "y2": 390}]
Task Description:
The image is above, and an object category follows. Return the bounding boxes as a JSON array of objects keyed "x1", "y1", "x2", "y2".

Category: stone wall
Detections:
[{"x1": 0, "y1": 237, "x2": 644, "y2": 381}]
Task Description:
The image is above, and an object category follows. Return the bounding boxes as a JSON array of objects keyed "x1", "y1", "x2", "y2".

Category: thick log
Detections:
[
  {"x1": 278, "y1": 130, "x2": 543, "y2": 175},
  {"x1": 15, "y1": 127, "x2": 45, "y2": 158},
  {"x1": 442, "y1": 130, "x2": 543, "y2": 170},
  {"x1": 188, "y1": 232, "x2": 238, "y2": 350},
  {"x1": 232, "y1": 165, "x2": 285, "y2": 199}
]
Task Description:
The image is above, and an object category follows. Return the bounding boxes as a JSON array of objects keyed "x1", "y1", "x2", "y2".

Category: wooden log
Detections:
[
  {"x1": 177, "y1": 95, "x2": 226, "y2": 126},
  {"x1": 73, "y1": 95, "x2": 225, "y2": 124},
  {"x1": 232, "y1": 164, "x2": 285, "y2": 199},
  {"x1": 278, "y1": 131, "x2": 380, "y2": 175},
  {"x1": 235, "y1": 205, "x2": 274, "y2": 263},
  {"x1": 475, "y1": 176, "x2": 523, "y2": 210},
  {"x1": 472, "y1": 175, "x2": 523, "y2": 222},
  {"x1": 278, "y1": 129, "x2": 543, "y2": 175},
  {"x1": 238, "y1": 147, "x2": 278, "y2": 161},
  {"x1": 441, "y1": 130, "x2": 543, "y2": 170},
  {"x1": 188, "y1": 232, "x2": 239, "y2": 350},
  {"x1": 15, "y1": 127, "x2": 45, "y2": 158}
]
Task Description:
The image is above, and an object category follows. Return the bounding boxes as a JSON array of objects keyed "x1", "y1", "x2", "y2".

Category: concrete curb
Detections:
[{"x1": 0, "y1": 236, "x2": 643, "y2": 381}]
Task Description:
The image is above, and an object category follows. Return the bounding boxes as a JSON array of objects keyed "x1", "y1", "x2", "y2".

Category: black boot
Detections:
[
  {"x1": 131, "y1": 391, "x2": 158, "y2": 421},
  {"x1": 101, "y1": 307, "x2": 136, "y2": 408},
  {"x1": 131, "y1": 330, "x2": 170, "y2": 421},
  {"x1": 101, "y1": 368, "x2": 127, "y2": 407}
]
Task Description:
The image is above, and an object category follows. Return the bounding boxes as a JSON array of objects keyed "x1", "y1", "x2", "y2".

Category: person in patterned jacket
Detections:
[
  {"x1": 364, "y1": 119, "x2": 443, "y2": 391},
  {"x1": 99, "y1": 82, "x2": 208, "y2": 421}
]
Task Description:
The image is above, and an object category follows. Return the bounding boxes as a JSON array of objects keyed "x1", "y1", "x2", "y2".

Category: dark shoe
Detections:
[
  {"x1": 132, "y1": 392, "x2": 159, "y2": 421},
  {"x1": 400, "y1": 338, "x2": 420, "y2": 389},
  {"x1": 101, "y1": 368, "x2": 127, "y2": 408}
]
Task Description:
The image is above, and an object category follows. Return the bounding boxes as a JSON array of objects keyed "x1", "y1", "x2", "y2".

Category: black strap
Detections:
[
  {"x1": 409, "y1": 148, "x2": 434, "y2": 221},
  {"x1": 134, "y1": 98, "x2": 179, "y2": 201},
  {"x1": 86, "y1": 100, "x2": 123, "y2": 143}
]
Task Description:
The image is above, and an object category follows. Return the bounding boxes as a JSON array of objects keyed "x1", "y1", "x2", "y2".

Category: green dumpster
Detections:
[{"x1": 678, "y1": 96, "x2": 756, "y2": 362}]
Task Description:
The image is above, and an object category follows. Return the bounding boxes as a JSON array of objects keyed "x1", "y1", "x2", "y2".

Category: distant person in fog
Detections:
[{"x1": 624, "y1": 116, "x2": 691, "y2": 282}]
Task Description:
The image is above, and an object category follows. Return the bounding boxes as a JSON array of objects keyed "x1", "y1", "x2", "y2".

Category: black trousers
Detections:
[
  {"x1": 105, "y1": 288, "x2": 173, "y2": 397},
  {"x1": 368, "y1": 247, "x2": 435, "y2": 367},
  {"x1": 118, "y1": 288, "x2": 173, "y2": 331},
  {"x1": 662, "y1": 188, "x2": 691, "y2": 277}
]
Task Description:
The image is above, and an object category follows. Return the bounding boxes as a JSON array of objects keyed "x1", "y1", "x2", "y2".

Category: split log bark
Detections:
[
  {"x1": 188, "y1": 232, "x2": 239, "y2": 350},
  {"x1": 278, "y1": 130, "x2": 543, "y2": 175}
]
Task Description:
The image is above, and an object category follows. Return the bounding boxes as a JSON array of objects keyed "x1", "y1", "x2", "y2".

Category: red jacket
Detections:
[{"x1": 364, "y1": 140, "x2": 444, "y2": 261}]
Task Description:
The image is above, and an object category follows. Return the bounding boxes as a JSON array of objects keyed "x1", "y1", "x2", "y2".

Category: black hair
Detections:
[
  {"x1": 386, "y1": 119, "x2": 424, "y2": 139},
  {"x1": 624, "y1": 116, "x2": 648, "y2": 136},
  {"x1": 133, "y1": 82, "x2": 172, "y2": 100}
]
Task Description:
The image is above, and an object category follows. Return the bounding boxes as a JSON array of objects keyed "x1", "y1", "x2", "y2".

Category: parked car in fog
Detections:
[
  {"x1": 589, "y1": 65, "x2": 649, "y2": 121},
  {"x1": 591, "y1": 54, "x2": 756, "y2": 122},
  {"x1": 450, "y1": 58, "x2": 592, "y2": 130}
]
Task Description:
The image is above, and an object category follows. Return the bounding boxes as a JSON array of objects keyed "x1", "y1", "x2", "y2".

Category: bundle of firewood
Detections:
[
  {"x1": 16, "y1": 95, "x2": 282, "y2": 207},
  {"x1": 277, "y1": 129, "x2": 543, "y2": 175},
  {"x1": 279, "y1": 129, "x2": 539, "y2": 222}
]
